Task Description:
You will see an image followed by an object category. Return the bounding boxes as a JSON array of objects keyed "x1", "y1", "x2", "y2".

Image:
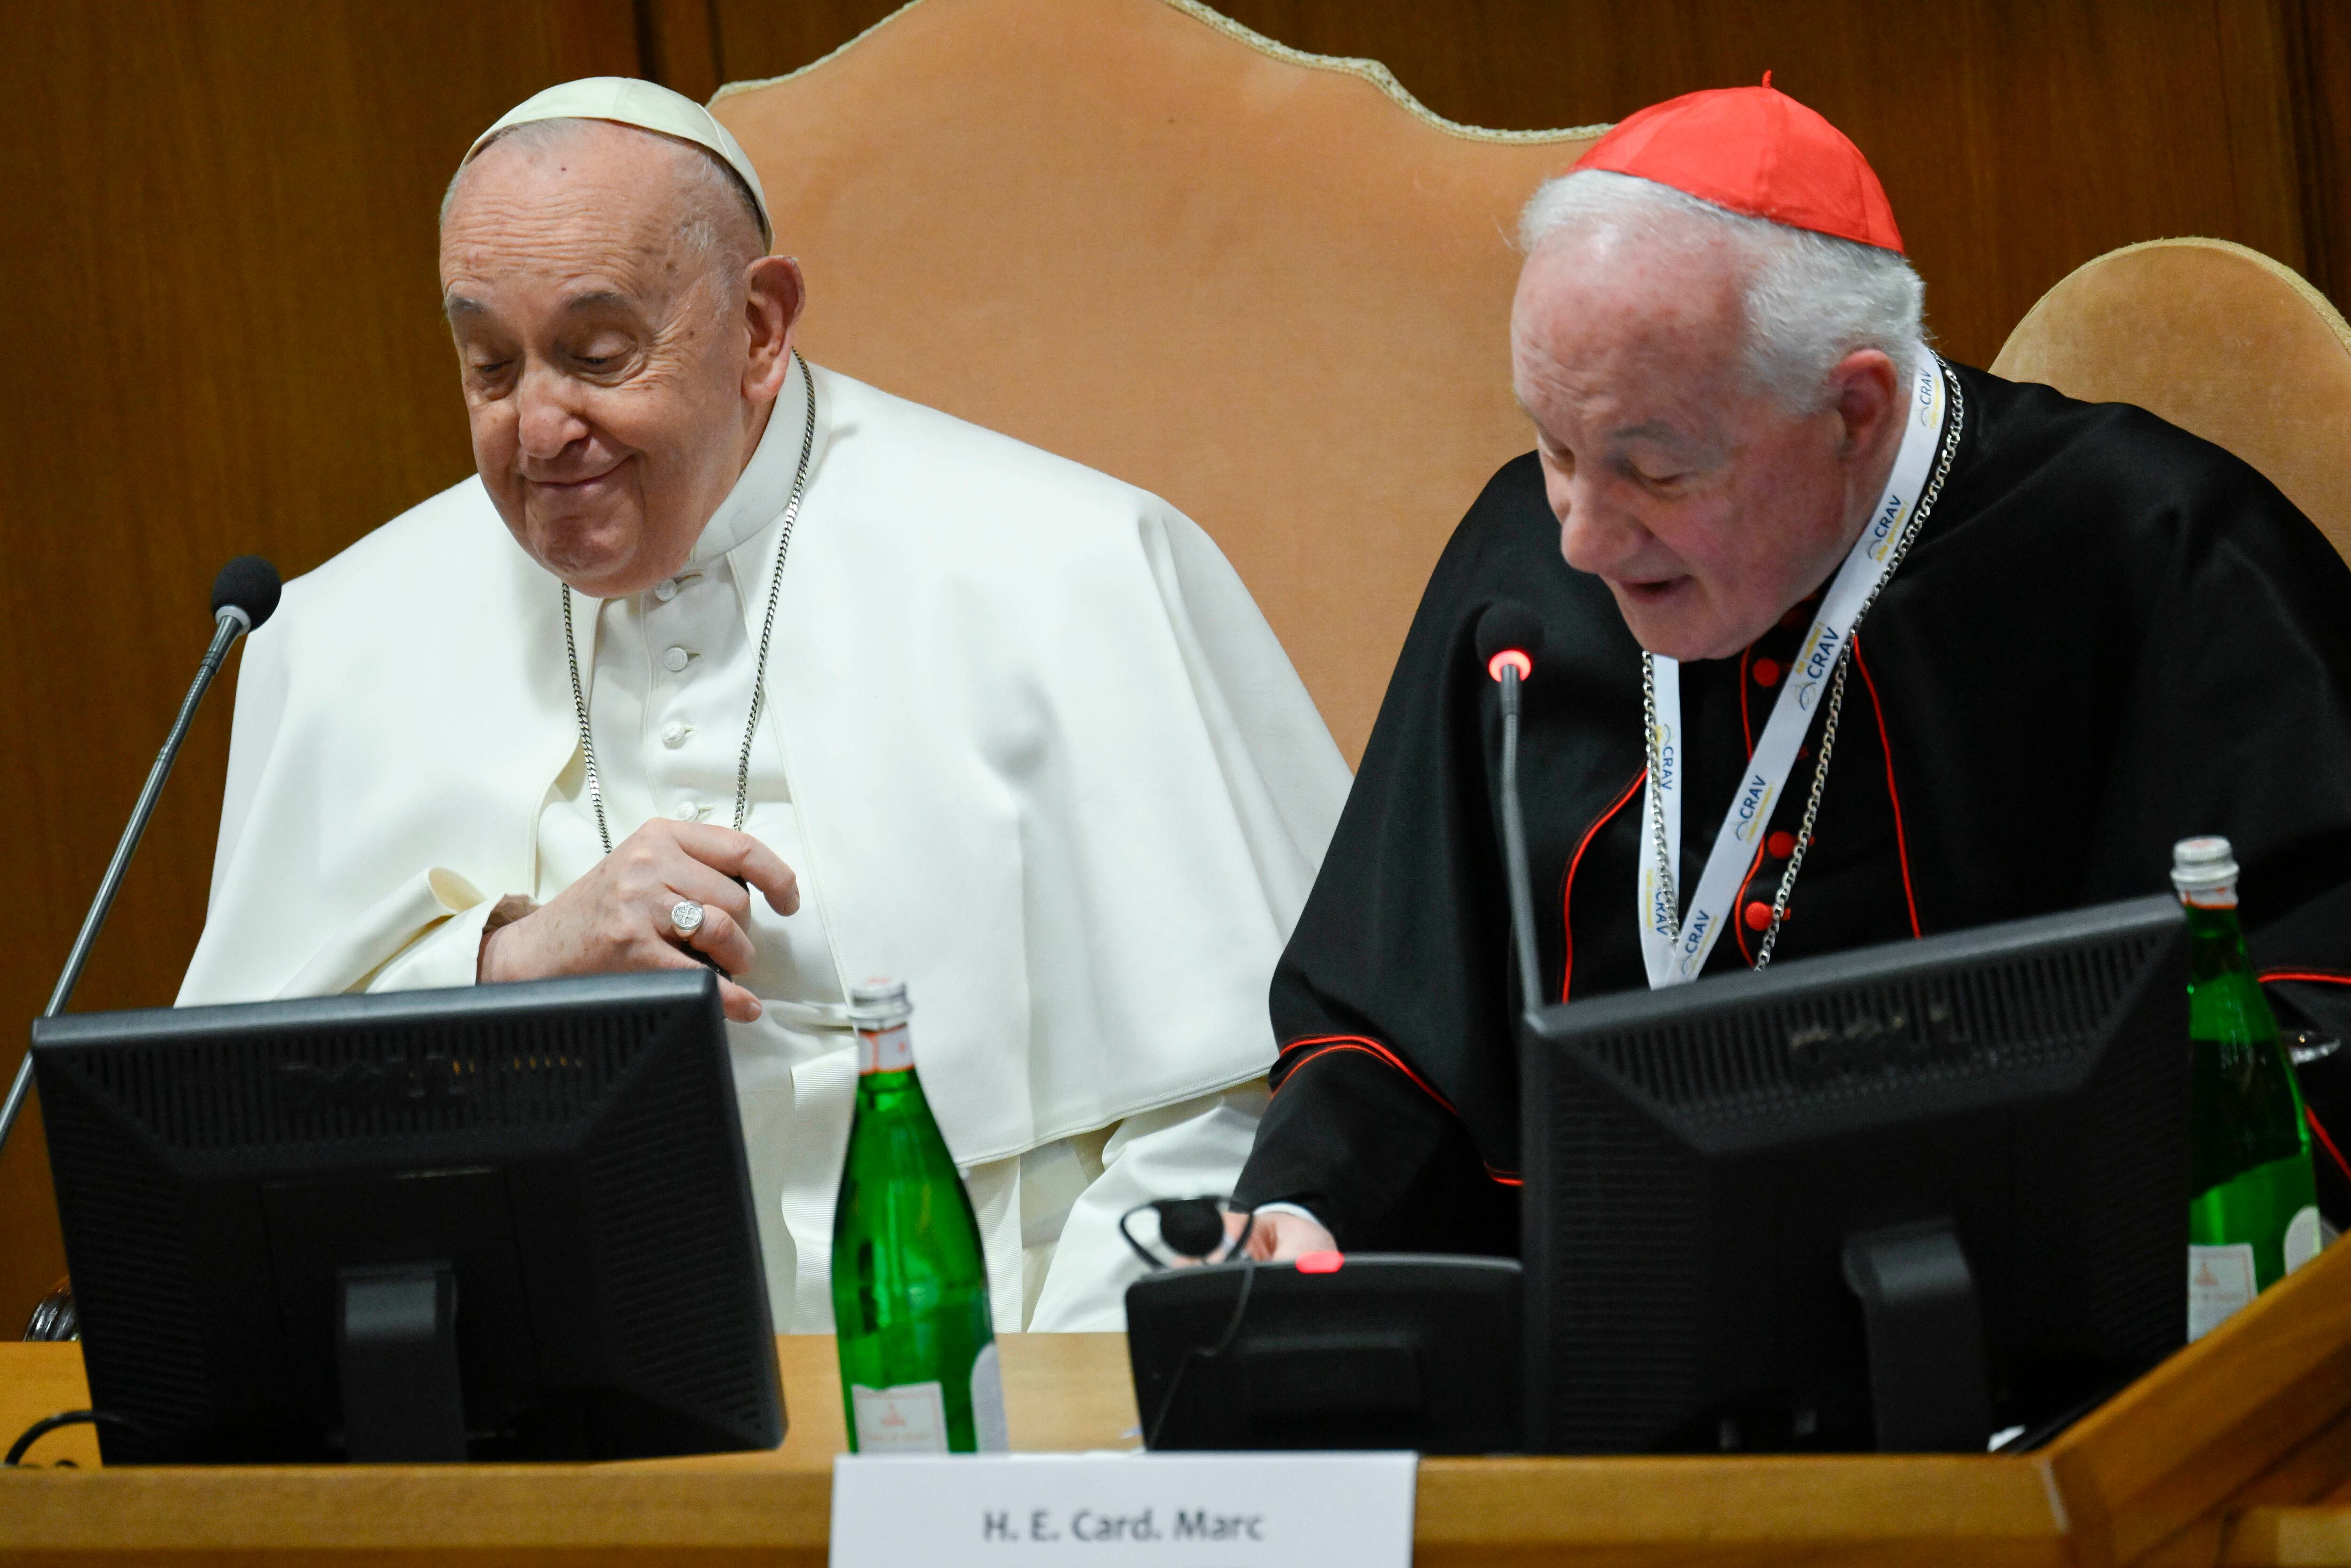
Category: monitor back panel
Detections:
[
  {"x1": 1520, "y1": 897, "x2": 2189, "y2": 1453},
  {"x1": 32, "y1": 972, "x2": 780, "y2": 1463}
]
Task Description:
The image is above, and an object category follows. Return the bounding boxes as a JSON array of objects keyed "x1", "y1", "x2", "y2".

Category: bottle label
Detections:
[
  {"x1": 858, "y1": 1023, "x2": 914, "y2": 1074},
  {"x1": 970, "y1": 1340, "x2": 1010, "y2": 1452},
  {"x1": 2188, "y1": 1243, "x2": 2257, "y2": 1341},
  {"x1": 2285, "y1": 1206, "x2": 2325, "y2": 1274},
  {"x1": 851, "y1": 1379, "x2": 948, "y2": 1453}
]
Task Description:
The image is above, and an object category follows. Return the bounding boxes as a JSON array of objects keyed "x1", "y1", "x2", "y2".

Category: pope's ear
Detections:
[
  {"x1": 1827, "y1": 347, "x2": 1901, "y2": 458},
  {"x1": 742, "y1": 254, "x2": 806, "y2": 402}
]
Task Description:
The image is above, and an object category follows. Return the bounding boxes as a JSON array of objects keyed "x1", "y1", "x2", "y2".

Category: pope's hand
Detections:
[
  {"x1": 1223, "y1": 1208, "x2": 1338, "y2": 1262},
  {"x1": 477, "y1": 821, "x2": 800, "y2": 1022}
]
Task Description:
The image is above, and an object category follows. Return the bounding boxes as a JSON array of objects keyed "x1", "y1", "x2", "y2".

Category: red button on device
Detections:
[{"x1": 1295, "y1": 1251, "x2": 1345, "y2": 1274}]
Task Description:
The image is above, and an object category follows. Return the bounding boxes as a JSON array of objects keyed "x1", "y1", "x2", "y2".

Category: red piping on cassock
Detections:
[
  {"x1": 1273, "y1": 1034, "x2": 1458, "y2": 1115},
  {"x1": 1560, "y1": 769, "x2": 1647, "y2": 1003},
  {"x1": 1270, "y1": 1036, "x2": 1523, "y2": 1189},
  {"x1": 1852, "y1": 637, "x2": 1922, "y2": 939}
]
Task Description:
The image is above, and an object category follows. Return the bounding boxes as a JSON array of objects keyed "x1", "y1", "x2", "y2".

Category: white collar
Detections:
[{"x1": 691, "y1": 353, "x2": 824, "y2": 564}]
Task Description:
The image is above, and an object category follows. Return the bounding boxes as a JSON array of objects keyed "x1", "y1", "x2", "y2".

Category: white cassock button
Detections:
[
  {"x1": 663, "y1": 646, "x2": 691, "y2": 673},
  {"x1": 671, "y1": 802, "x2": 698, "y2": 821},
  {"x1": 661, "y1": 721, "x2": 689, "y2": 748},
  {"x1": 654, "y1": 579, "x2": 678, "y2": 603}
]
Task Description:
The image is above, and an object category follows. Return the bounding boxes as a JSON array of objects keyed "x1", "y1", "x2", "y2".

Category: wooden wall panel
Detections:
[
  {"x1": 2287, "y1": 0, "x2": 2351, "y2": 305},
  {"x1": 642, "y1": 0, "x2": 725, "y2": 104}
]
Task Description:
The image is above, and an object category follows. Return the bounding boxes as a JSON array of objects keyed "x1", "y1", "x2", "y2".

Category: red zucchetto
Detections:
[{"x1": 1569, "y1": 76, "x2": 1904, "y2": 254}]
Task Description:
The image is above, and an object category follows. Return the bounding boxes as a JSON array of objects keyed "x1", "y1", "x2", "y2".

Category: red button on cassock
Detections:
[
  {"x1": 1752, "y1": 658, "x2": 1782, "y2": 687},
  {"x1": 1744, "y1": 900, "x2": 1774, "y2": 931},
  {"x1": 1767, "y1": 830, "x2": 1797, "y2": 859}
]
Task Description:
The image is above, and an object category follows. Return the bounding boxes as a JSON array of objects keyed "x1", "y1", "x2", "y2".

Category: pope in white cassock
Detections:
[{"x1": 177, "y1": 79, "x2": 1349, "y2": 1334}]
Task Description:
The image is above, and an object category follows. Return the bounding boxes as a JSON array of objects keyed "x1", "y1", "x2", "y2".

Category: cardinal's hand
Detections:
[{"x1": 1223, "y1": 1207, "x2": 1338, "y2": 1262}]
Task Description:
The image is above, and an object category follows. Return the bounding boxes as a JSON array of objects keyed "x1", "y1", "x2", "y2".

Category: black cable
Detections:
[
  {"x1": 5, "y1": 1409, "x2": 138, "y2": 1466},
  {"x1": 1118, "y1": 1202, "x2": 1167, "y2": 1270},
  {"x1": 1144, "y1": 1257, "x2": 1258, "y2": 1450}
]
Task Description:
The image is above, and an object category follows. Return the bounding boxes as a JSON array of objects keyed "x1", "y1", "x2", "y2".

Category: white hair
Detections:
[{"x1": 1518, "y1": 170, "x2": 1926, "y2": 410}]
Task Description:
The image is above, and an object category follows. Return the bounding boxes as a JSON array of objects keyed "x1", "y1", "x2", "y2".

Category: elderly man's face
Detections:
[
  {"x1": 439, "y1": 123, "x2": 795, "y2": 597},
  {"x1": 1511, "y1": 228, "x2": 1900, "y2": 662}
]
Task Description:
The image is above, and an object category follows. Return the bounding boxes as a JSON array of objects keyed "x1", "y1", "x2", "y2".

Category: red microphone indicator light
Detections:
[{"x1": 1474, "y1": 601, "x2": 1546, "y2": 686}]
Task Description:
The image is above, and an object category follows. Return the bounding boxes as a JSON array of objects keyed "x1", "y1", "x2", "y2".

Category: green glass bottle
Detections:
[
  {"x1": 2175, "y1": 836, "x2": 2323, "y2": 1341},
  {"x1": 831, "y1": 978, "x2": 1008, "y2": 1452}
]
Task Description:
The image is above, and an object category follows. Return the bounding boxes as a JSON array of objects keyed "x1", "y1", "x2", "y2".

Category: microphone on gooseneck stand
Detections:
[
  {"x1": 0, "y1": 557, "x2": 283, "y2": 1161},
  {"x1": 1475, "y1": 601, "x2": 1547, "y2": 1023}
]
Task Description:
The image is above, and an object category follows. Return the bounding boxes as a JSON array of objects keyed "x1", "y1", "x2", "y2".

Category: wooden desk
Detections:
[{"x1": 4, "y1": 1238, "x2": 2350, "y2": 1567}]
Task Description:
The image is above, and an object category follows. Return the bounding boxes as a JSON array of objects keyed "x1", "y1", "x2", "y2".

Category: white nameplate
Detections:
[{"x1": 828, "y1": 1451, "x2": 1417, "y2": 1567}]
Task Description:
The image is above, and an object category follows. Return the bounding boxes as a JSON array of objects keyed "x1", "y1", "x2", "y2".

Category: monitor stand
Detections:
[
  {"x1": 337, "y1": 1263, "x2": 467, "y2": 1462},
  {"x1": 1841, "y1": 1220, "x2": 1994, "y2": 1452}
]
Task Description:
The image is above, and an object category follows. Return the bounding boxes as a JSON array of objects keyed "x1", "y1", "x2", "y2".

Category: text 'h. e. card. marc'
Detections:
[{"x1": 828, "y1": 1451, "x2": 1416, "y2": 1568}]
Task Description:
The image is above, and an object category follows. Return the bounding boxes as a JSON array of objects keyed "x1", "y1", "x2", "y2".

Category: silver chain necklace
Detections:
[
  {"x1": 1643, "y1": 360, "x2": 1966, "y2": 971},
  {"x1": 563, "y1": 349, "x2": 817, "y2": 857}
]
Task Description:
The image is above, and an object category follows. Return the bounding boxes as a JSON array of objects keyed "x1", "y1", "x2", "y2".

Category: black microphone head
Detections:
[
  {"x1": 211, "y1": 555, "x2": 282, "y2": 632},
  {"x1": 1475, "y1": 599, "x2": 1545, "y2": 680},
  {"x1": 1153, "y1": 1198, "x2": 1228, "y2": 1261}
]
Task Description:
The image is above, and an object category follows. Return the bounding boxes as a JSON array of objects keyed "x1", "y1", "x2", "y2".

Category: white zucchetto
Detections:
[{"x1": 463, "y1": 77, "x2": 773, "y2": 245}]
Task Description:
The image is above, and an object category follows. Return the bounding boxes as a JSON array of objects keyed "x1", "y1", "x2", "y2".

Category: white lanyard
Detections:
[{"x1": 1637, "y1": 359, "x2": 1950, "y2": 988}]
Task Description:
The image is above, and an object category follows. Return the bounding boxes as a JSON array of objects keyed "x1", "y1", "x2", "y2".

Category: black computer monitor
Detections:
[
  {"x1": 1521, "y1": 893, "x2": 2190, "y2": 1454},
  {"x1": 31, "y1": 969, "x2": 783, "y2": 1464}
]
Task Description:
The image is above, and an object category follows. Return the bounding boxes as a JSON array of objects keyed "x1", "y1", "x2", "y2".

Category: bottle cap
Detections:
[
  {"x1": 847, "y1": 976, "x2": 911, "y2": 1027},
  {"x1": 2171, "y1": 835, "x2": 2240, "y2": 906}
]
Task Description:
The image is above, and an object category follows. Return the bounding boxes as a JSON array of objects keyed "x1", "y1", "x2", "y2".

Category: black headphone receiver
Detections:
[{"x1": 1117, "y1": 1196, "x2": 1254, "y2": 1269}]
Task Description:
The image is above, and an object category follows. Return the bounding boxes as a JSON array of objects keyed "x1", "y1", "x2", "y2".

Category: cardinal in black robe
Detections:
[{"x1": 1232, "y1": 89, "x2": 2351, "y2": 1255}]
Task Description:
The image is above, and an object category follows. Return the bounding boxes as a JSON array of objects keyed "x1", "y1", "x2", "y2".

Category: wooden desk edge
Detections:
[
  {"x1": 0, "y1": 1453, "x2": 2076, "y2": 1557},
  {"x1": 8, "y1": 1278, "x2": 2351, "y2": 1567},
  {"x1": 2041, "y1": 1238, "x2": 2351, "y2": 1562},
  {"x1": 2220, "y1": 1505, "x2": 2351, "y2": 1566}
]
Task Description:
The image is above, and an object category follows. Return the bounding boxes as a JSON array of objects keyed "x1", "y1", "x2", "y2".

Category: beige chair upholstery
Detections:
[
  {"x1": 1993, "y1": 237, "x2": 2351, "y2": 563},
  {"x1": 712, "y1": 0, "x2": 1601, "y2": 763}
]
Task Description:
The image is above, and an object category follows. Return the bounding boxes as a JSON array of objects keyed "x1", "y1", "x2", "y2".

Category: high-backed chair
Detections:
[
  {"x1": 712, "y1": 0, "x2": 1602, "y2": 763},
  {"x1": 1993, "y1": 237, "x2": 2351, "y2": 563}
]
